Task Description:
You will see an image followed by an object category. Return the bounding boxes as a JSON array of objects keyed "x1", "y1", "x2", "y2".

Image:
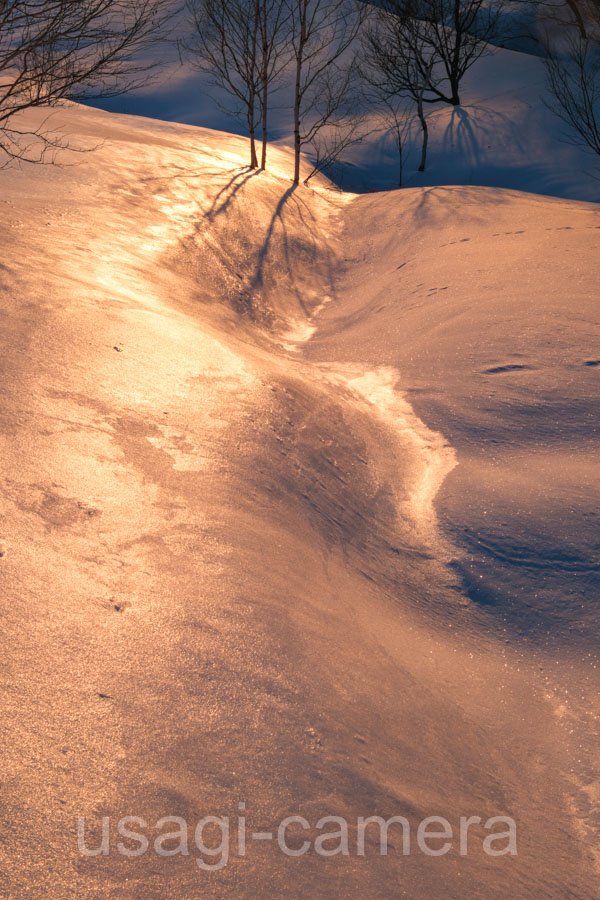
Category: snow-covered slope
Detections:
[
  {"x1": 305, "y1": 184, "x2": 600, "y2": 635},
  {"x1": 0, "y1": 100, "x2": 598, "y2": 898},
  {"x1": 356, "y1": 45, "x2": 600, "y2": 198},
  {"x1": 89, "y1": 39, "x2": 600, "y2": 200}
]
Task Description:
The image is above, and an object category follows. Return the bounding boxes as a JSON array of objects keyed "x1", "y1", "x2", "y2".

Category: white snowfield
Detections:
[{"x1": 0, "y1": 65, "x2": 598, "y2": 900}]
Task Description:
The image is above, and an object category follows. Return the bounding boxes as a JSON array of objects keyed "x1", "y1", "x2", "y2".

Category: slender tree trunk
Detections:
[
  {"x1": 249, "y1": 0, "x2": 259, "y2": 168},
  {"x1": 417, "y1": 95, "x2": 428, "y2": 171},
  {"x1": 293, "y1": 58, "x2": 301, "y2": 183},
  {"x1": 261, "y1": 76, "x2": 268, "y2": 169},
  {"x1": 293, "y1": 0, "x2": 306, "y2": 185},
  {"x1": 260, "y1": 0, "x2": 268, "y2": 170},
  {"x1": 397, "y1": 127, "x2": 403, "y2": 187},
  {"x1": 450, "y1": 0, "x2": 462, "y2": 105},
  {"x1": 250, "y1": 128, "x2": 259, "y2": 167},
  {"x1": 249, "y1": 95, "x2": 258, "y2": 167},
  {"x1": 418, "y1": 58, "x2": 434, "y2": 171}
]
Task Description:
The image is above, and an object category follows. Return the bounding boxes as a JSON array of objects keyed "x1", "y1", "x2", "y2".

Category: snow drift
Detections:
[{"x1": 0, "y1": 94, "x2": 597, "y2": 900}]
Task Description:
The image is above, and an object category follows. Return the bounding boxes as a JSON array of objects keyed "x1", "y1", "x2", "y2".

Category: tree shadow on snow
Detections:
[
  {"x1": 204, "y1": 166, "x2": 261, "y2": 221},
  {"x1": 441, "y1": 103, "x2": 525, "y2": 169},
  {"x1": 249, "y1": 185, "x2": 339, "y2": 322},
  {"x1": 403, "y1": 183, "x2": 513, "y2": 230}
]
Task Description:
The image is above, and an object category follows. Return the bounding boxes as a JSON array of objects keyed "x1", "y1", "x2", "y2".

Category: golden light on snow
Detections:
[{"x1": 0, "y1": 90, "x2": 598, "y2": 899}]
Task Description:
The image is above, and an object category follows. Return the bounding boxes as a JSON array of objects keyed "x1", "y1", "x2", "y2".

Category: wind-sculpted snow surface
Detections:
[
  {"x1": 0, "y1": 103, "x2": 598, "y2": 898},
  {"x1": 305, "y1": 184, "x2": 600, "y2": 639}
]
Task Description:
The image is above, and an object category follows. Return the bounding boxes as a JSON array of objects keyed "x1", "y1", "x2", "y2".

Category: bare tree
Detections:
[
  {"x1": 377, "y1": 94, "x2": 413, "y2": 186},
  {"x1": 391, "y1": 0, "x2": 503, "y2": 106},
  {"x1": 361, "y1": 7, "x2": 441, "y2": 176},
  {"x1": 301, "y1": 54, "x2": 367, "y2": 182},
  {"x1": 0, "y1": 0, "x2": 172, "y2": 165},
  {"x1": 258, "y1": 0, "x2": 291, "y2": 168},
  {"x1": 185, "y1": 0, "x2": 262, "y2": 167},
  {"x1": 285, "y1": 0, "x2": 366, "y2": 184},
  {"x1": 185, "y1": 0, "x2": 289, "y2": 170},
  {"x1": 544, "y1": 29, "x2": 600, "y2": 157}
]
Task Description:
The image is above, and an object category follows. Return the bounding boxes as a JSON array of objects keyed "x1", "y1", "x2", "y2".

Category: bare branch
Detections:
[
  {"x1": 360, "y1": 6, "x2": 440, "y2": 177},
  {"x1": 0, "y1": 0, "x2": 174, "y2": 165},
  {"x1": 184, "y1": 0, "x2": 289, "y2": 169},
  {"x1": 378, "y1": 0, "x2": 502, "y2": 107},
  {"x1": 286, "y1": 0, "x2": 366, "y2": 184},
  {"x1": 544, "y1": 30, "x2": 600, "y2": 157}
]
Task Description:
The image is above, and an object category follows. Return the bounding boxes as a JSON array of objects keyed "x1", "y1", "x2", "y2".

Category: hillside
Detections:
[
  {"x1": 90, "y1": 39, "x2": 600, "y2": 200},
  {"x1": 0, "y1": 97, "x2": 598, "y2": 898}
]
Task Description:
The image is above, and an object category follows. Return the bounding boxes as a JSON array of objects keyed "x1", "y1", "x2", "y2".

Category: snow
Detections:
[
  {"x1": 0, "y1": 33, "x2": 598, "y2": 900},
  {"x1": 88, "y1": 40, "x2": 600, "y2": 199}
]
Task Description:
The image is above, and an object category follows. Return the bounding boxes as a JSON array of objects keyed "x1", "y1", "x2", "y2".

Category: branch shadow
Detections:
[
  {"x1": 248, "y1": 185, "x2": 339, "y2": 323},
  {"x1": 204, "y1": 167, "x2": 260, "y2": 221},
  {"x1": 183, "y1": 169, "x2": 340, "y2": 327},
  {"x1": 404, "y1": 182, "x2": 515, "y2": 230},
  {"x1": 441, "y1": 104, "x2": 525, "y2": 169}
]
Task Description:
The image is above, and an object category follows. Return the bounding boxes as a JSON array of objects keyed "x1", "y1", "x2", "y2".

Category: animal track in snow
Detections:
[
  {"x1": 440, "y1": 237, "x2": 470, "y2": 247},
  {"x1": 484, "y1": 363, "x2": 533, "y2": 375},
  {"x1": 427, "y1": 286, "x2": 449, "y2": 296}
]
